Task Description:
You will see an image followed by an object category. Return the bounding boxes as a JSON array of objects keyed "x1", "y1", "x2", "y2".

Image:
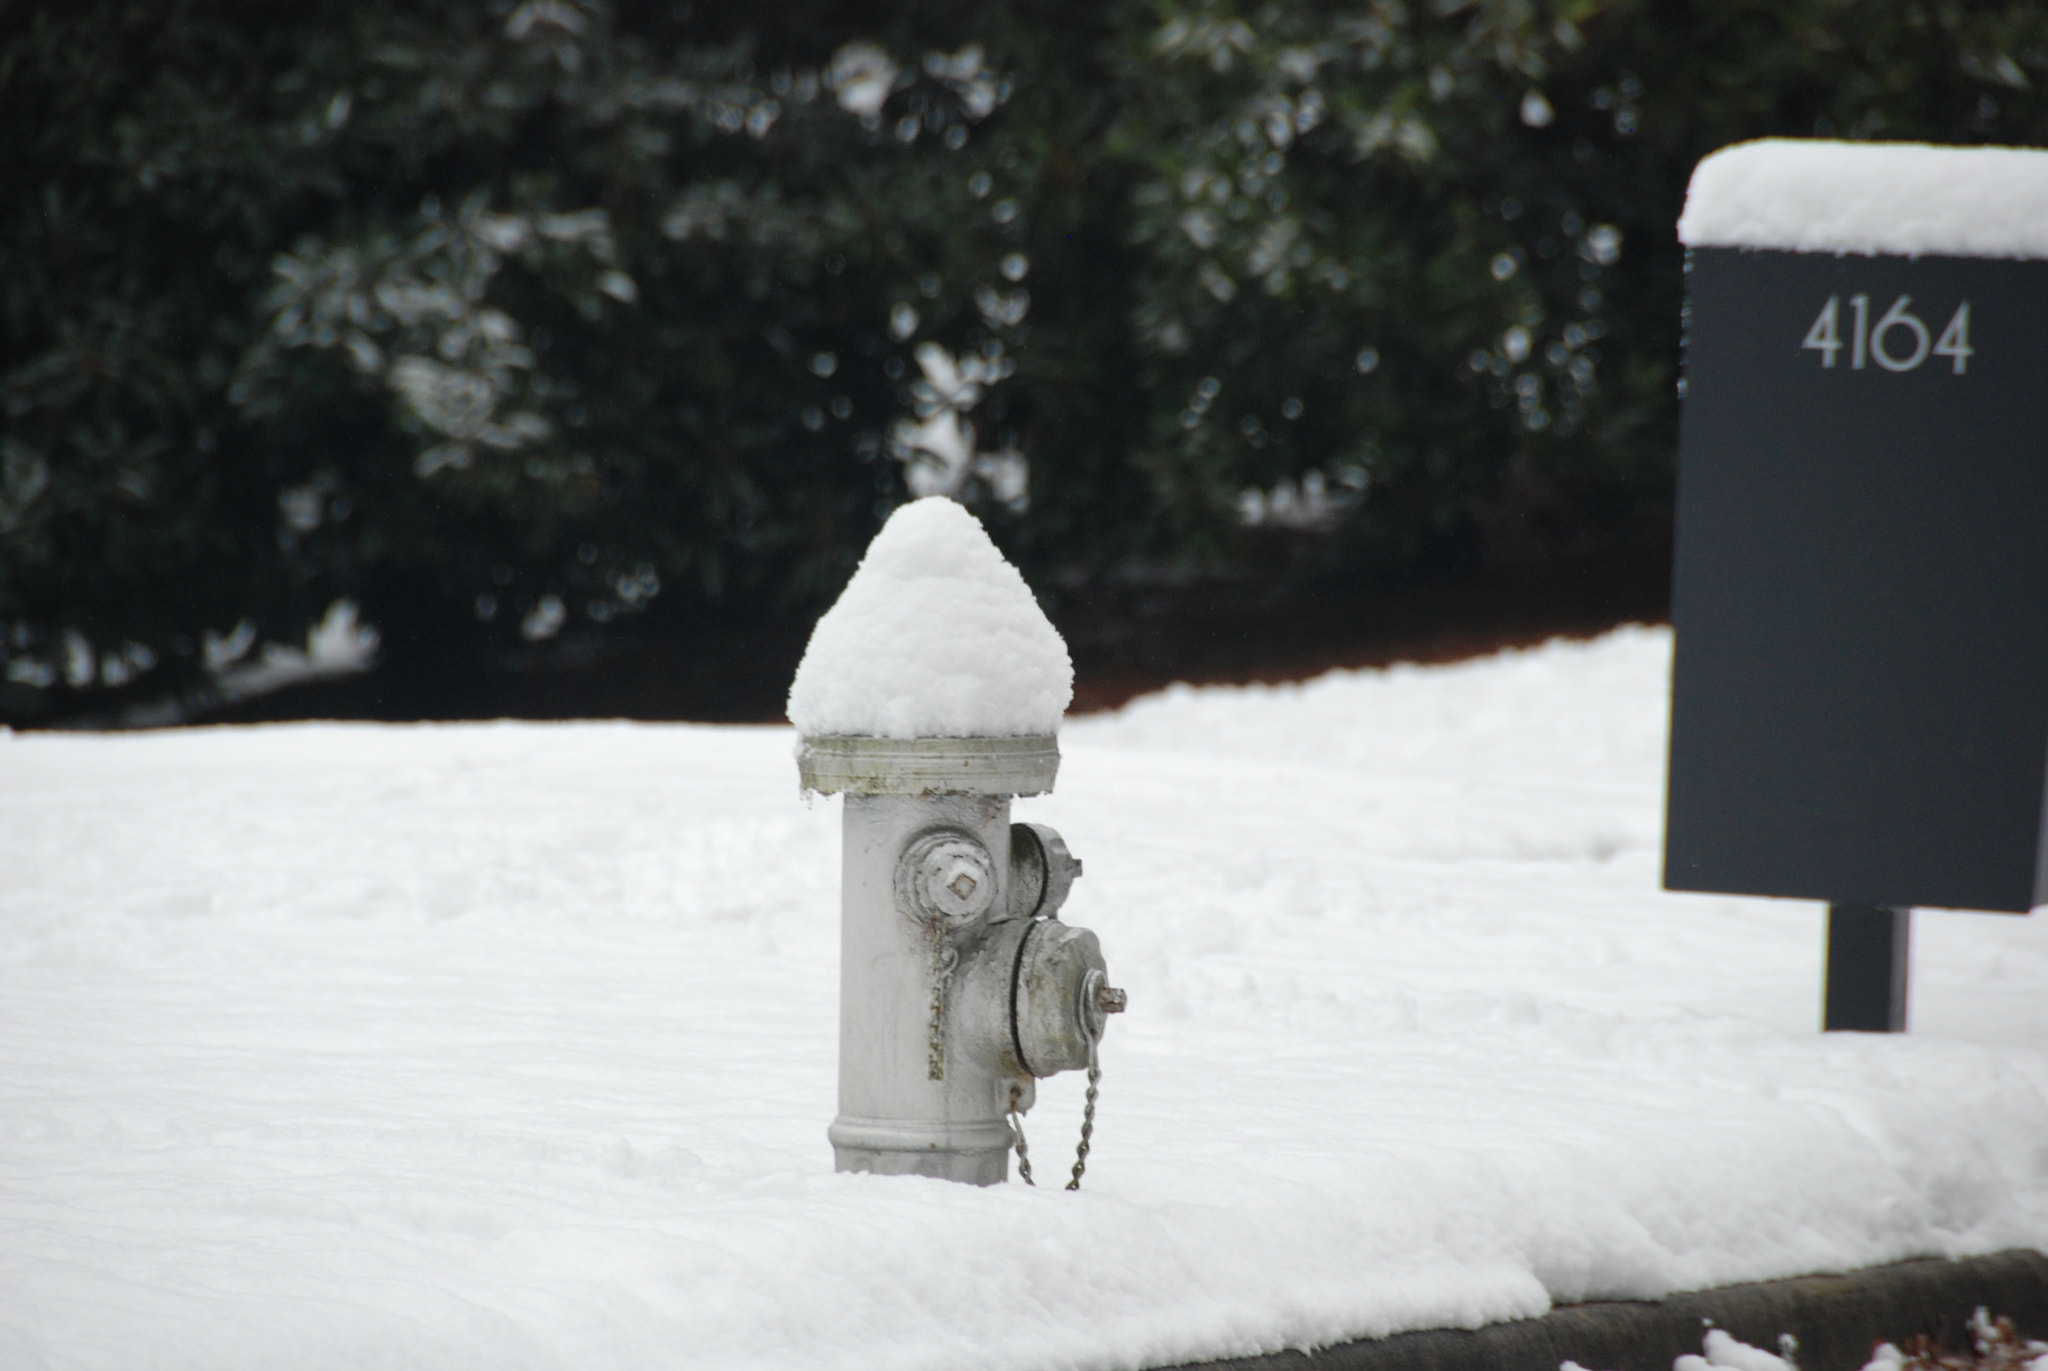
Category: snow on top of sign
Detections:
[
  {"x1": 1678, "y1": 138, "x2": 2048, "y2": 259},
  {"x1": 786, "y1": 496, "x2": 1072, "y2": 738}
]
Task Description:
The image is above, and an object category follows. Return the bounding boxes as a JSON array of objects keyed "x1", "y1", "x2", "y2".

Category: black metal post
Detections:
[{"x1": 1823, "y1": 904, "x2": 1910, "y2": 1032}]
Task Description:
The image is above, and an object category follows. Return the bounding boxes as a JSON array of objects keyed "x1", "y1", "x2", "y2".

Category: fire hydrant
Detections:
[
  {"x1": 797, "y1": 735, "x2": 1124, "y2": 1184},
  {"x1": 786, "y1": 497, "x2": 1126, "y2": 1185}
]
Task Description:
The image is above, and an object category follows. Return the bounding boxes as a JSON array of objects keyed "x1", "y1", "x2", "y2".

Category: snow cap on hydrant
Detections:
[{"x1": 787, "y1": 496, "x2": 1072, "y2": 741}]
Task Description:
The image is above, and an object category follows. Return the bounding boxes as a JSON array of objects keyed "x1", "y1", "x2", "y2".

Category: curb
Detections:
[{"x1": 1157, "y1": 1250, "x2": 2048, "y2": 1371}]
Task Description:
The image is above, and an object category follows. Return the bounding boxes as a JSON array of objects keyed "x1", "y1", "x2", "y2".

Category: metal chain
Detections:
[
  {"x1": 926, "y1": 927, "x2": 956, "y2": 1081},
  {"x1": 1010, "y1": 989, "x2": 1107, "y2": 1191},
  {"x1": 1008, "y1": 1087, "x2": 1035, "y2": 1186},
  {"x1": 1010, "y1": 1040, "x2": 1102, "y2": 1190},
  {"x1": 1064, "y1": 1032, "x2": 1100, "y2": 1191}
]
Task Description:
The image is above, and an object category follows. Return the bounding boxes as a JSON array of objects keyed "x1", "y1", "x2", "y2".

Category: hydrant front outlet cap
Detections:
[
  {"x1": 1012, "y1": 921, "x2": 1110, "y2": 1076},
  {"x1": 898, "y1": 831, "x2": 998, "y2": 928}
]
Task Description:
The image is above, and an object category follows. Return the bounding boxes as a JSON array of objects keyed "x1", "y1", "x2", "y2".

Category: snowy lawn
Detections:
[{"x1": 4, "y1": 626, "x2": 2046, "y2": 1371}]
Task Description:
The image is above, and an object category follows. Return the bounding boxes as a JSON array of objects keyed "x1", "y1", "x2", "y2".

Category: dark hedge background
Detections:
[{"x1": 5, "y1": 0, "x2": 2045, "y2": 725}]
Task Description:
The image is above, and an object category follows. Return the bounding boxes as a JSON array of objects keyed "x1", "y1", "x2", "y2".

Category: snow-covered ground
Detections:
[{"x1": 4, "y1": 626, "x2": 2046, "y2": 1371}]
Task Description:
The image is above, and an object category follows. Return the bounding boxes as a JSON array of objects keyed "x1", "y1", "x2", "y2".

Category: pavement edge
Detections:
[{"x1": 1156, "y1": 1250, "x2": 2048, "y2": 1371}]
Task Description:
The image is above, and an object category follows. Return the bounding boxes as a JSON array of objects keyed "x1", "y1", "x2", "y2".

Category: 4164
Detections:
[{"x1": 1803, "y1": 294, "x2": 1972, "y2": 374}]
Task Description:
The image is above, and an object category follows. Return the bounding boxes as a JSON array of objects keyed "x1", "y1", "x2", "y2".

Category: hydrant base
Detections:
[
  {"x1": 828, "y1": 1115, "x2": 1014, "y2": 1185},
  {"x1": 832, "y1": 1143, "x2": 1009, "y2": 1186}
]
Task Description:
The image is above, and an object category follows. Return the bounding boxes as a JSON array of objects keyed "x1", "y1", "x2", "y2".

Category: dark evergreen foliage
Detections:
[{"x1": 4, "y1": 0, "x2": 2045, "y2": 718}]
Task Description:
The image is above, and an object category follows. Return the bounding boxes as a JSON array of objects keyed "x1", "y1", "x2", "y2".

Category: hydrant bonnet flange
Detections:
[{"x1": 798, "y1": 734, "x2": 1059, "y2": 797}]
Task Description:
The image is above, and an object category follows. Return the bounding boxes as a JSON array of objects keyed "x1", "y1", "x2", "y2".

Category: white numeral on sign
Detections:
[
  {"x1": 1803, "y1": 296, "x2": 1842, "y2": 367},
  {"x1": 1934, "y1": 302, "x2": 1972, "y2": 374},
  {"x1": 1871, "y1": 296, "x2": 1929, "y2": 371},
  {"x1": 1803, "y1": 295, "x2": 1972, "y2": 374}
]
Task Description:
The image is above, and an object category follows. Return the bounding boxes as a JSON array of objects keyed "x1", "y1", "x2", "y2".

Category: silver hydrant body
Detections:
[{"x1": 799, "y1": 734, "x2": 1122, "y2": 1185}]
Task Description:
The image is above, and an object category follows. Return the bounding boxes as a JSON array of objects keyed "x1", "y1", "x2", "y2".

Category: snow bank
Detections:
[
  {"x1": 5, "y1": 629, "x2": 2048, "y2": 1371},
  {"x1": 786, "y1": 496, "x2": 1072, "y2": 739},
  {"x1": 1678, "y1": 139, "x2": 2048, "y2": 259}
]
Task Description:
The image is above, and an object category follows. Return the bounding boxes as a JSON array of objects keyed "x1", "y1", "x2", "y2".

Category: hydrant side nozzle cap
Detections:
[
  {"x1": 1010, "y1": 821, "x2": 1081, "y2": 920},
  {"x1": 797, "y1": 733, "x2": 1059, "y2": 797}
]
